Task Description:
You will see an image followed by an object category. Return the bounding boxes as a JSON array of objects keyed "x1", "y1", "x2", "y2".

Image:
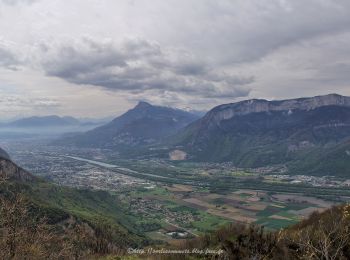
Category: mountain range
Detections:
[
  {"x1": 0, "y1": 115, "x2": 114, "y2": 129},
  {"x1": 0, "y1": 115, "x2": 112, "y2": 139},
  {"x1": 55, "y1": 101, "x2": 199, "y2": 149},
  {"x1": 53, "y1": 94, "x2": 350, "y2": 176},
  {"x1": 2, "y1": 94, "x2": 350, "y2": 257},
  {"x1": 6, "y1": 115, "x2": 80, "y2": 128},
  {"x1": 167, "y1": 94, "x2": 350, "y2": 176}
]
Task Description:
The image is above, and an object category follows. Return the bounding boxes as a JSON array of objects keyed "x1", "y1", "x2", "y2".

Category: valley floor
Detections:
[{"x1": 2, "y1": 139, "x2": 349, "y2": 245}]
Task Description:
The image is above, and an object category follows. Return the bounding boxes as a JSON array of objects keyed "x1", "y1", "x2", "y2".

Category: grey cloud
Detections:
[
  {"x1": 202, "y1": 86, "x2": 251, "y2": 99},
  {"x1": 42, "y1": 38, "x2": 253, "y2": 99},
  {"x1": 149, "y1": 52, "x2": 209, "y2": 76},
  {"x1": 175, "y1": 0, "x2": 350, "y2": 65},
  {"x1": 126, "y1": 87, "x2": 250, "y2": 111},
  {"x1": 122, "y1": 39, "x2": 161, "y2": 59},
  {"x1": 204, "y1": 73, "x2": 254, "y2": 85},
  {"x1": 31, "y1": 98, "x2": 61, "y2": 108},
  {"x1": 43, "y1": 39, "x2": 127, "y2": 79},
  {"x1": 0, "y1": 0, "x2": 349, "y2": 117},
  {"x1": 0, "y1": 96, "x2": 61, "y2": 110},
  {"x1": 162, "y1": 60, "x2": 208, "y2": 76},
  {"x1": 0, "y1": 46, "x2": 19, "y2": 69},
  {"x1": 0, "y1": 0, "x2": 36, "y2": 5},
  {"x1": 316, "y1": 63, "x2": 350, "y2": 83},
  {"x1": 254, "y1": 30, "x2": 350, "y2": 99},
  {"x1": 174, "y1": 63, "x2": 207, "y2": 76}
]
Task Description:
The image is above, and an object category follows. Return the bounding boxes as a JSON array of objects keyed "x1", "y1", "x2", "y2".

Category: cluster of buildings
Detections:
[
  {"x1": 129, "y1": 197, "x2": 198, "y2": 227},
  {"x1": 266, "y1": 174, "x2": 350, "y2": 187}
]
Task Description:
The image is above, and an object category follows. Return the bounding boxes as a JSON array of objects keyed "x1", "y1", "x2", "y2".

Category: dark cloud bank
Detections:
[{"x1": 41, "y1": 38, "x2": 253, "y2": 100}]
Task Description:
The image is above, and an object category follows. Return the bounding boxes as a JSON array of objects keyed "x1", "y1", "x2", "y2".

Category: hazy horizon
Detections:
[{"x1": 1, "y1": 92, "x2": 349, "y2": 121}]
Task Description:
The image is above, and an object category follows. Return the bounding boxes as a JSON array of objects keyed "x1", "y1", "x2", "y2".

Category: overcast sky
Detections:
[{"x1": 0, "y1": 0, "x2": 350, "y2": 119}]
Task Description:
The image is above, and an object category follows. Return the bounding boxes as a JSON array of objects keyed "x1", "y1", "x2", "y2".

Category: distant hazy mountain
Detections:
[
  {"x1": 8, "y1": 115, "x2": 80, "y2": 128},
  {"x1": 168, "y1": 94, "x2": 350, "y2": 176},
  {"x1": 77, "y1": 116, "x2": 115, "y2": 126},
  {"x1": 181, "y1": 108, "x2": 207, "y2": 117},
  {"x1": 55, "y1": 101, "x2": 200, "y2": 149}
]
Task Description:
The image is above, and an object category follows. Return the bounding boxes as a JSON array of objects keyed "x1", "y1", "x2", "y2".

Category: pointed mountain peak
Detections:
[{"x1": 135, "y1": 101, "x2": 152, "y2": 109}]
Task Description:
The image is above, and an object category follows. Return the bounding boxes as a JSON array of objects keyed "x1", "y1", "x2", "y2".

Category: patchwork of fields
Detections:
[
  {"x1": 121, "y1": 183, "x2": 333, "y2": 243},
  {"x1": 166, "y1": 186, "x2": 331, "y2": 230}
]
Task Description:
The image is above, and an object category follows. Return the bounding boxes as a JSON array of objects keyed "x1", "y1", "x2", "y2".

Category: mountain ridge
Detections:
[
  {"x1": 166, "y1": 94, "x2": 350, "y2": 176},
  {"x1": 205, "y1": 94, "x2": 350, "y2": 126},
  {"x1": 7, "y1": 115, "x2": 80, "y2": 128},
  {"x1": 55, "y1": 101, "x2": 199, "y2": 148}
]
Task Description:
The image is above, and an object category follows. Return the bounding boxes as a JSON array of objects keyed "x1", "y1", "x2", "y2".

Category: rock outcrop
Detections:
[
  {"x1": 0, "y1": 148, "x2": 35, "y2": 182},
  {"x1": 205, "y1": 94, "x2": 350, "y2": 126}
]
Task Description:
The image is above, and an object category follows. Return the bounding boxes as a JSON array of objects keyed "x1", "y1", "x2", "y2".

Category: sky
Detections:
[{"x1": 0, "y1": 0, "x2": 350, "y2": 119}]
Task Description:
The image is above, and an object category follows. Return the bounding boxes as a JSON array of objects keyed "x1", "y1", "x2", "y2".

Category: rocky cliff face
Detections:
[
  {"x1": 0, "y1": 151, "x2": 35, "y2": 182},
  {"x1": 205, "y1": 94, "x2": 350, "y2": 126},
  {"x1": 167, "y1": 94, "x2": 350, "y2": 176},
  {"x1": 0, "y1": 147, "x2": 10, "y2": 160}
]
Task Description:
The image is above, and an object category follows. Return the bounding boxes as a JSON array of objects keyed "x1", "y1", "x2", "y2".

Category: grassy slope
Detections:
[
  {"x1": 4, "y1": 178, "x2": 148, "y2": 247},
  {"x1": 287, "y1": 140, "x2": 350, "y2": 176}
]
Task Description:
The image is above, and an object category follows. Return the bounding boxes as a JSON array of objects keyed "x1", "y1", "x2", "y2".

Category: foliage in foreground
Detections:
[
  {"x1": 167, "y1": 205, "x2": 350, "y2": 259},
  {"x1": 0, "y1": 175, "x2": 129, "y2": 259}
]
